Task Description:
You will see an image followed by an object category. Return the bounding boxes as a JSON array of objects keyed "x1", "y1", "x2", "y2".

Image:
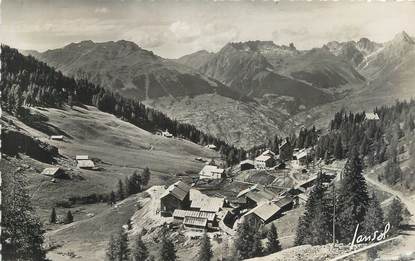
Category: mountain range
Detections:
[{"x1": 25, "y1": 31, "x2": 415, "y2": 148}]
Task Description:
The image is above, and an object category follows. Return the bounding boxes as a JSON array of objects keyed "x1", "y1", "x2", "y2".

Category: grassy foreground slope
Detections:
[{"x1": 1, "y1": 104, "x2": 220, "y2": 260}]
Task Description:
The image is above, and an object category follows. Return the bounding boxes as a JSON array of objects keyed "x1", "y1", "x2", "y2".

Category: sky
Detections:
[{"x1": 1, "y1": 0, "x2": 414, "y2": 58}]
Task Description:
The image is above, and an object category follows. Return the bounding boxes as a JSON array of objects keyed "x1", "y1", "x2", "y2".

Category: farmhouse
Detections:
[
  {"x1": 183, "y1": 216, "x2": 208, "y2": 232},
  {"x1": 76, "y1": 155, "x2": 89, "y2": 160},
  {"x1": 160, "y1": 181, "x2": 191, "y2": 216},
  {"x1": 173, "y1": 209, "x2": 216, "y2": 224},
  {"x1": 254, "y1": 154, "x2": 275, "y2": 169},
  {"x1": 293, "y1": 148, "x2": 311, "y2": 165},
  {"x1": 50, "y1": 135, "x2": 64, "y2": 141},
  {"x1": 243, "y1": 201, "x2": 282, "y2": 225},
  {"x1": 261, "y1": 149, "x2": 276, "y2": 157},
  {"x1": 239, "y1": 159, "x2": 255, "y2": 171},
  {"x1": 77, "y1": 160, "x2": 95, "y2": 169},
  {"x1": 205, "y1": 144, "x2": 217, "y2": 150},
  {"x1": 365, "y1": 112, "x2": 380, "y2": 120},
  {"x1": 161, "y1": 130, "x2": 173, "y2": 138},
  {"x1": 237, "y1": 184, "x2": 278, "y2": 209},
  {"x1": 199, "y1": 165, "x2": 225, "y2": 180},
  {"x1": 41, "y1": 167, "x2": 67, "y2": 179},
  {"x1": 190, "y1": 194, "x2": 224, "y2": 213}
]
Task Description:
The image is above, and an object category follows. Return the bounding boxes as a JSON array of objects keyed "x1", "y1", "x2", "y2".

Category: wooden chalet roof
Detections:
[
  {"x1": 245, "y1": 201, "x2": 281, "y2": 223},
  {"x1": 77, "y1": 160, "x2": 95, "y2": 168},
  {"x1": 41, "y1": 167, "x2": 61, "y2": 176},
  {"x1": 172, "y1": 209, "x2": 215, "y2": 222},
  {"x1": 161, "y1": 181, "x2": 191, "y2": 201},
  {"x1": 183, "y1": 216, "x2": 208, "y2": 228}
]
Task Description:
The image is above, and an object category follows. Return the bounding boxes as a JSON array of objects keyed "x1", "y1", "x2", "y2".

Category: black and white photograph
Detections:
[{"x1": 1, "y1": 0, "x2": 415, "y2": 260}]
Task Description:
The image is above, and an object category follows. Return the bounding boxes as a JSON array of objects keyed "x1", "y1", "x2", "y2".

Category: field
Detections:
[{"x1": 1, "y1": 105, "x2": 220, "y2": 260}]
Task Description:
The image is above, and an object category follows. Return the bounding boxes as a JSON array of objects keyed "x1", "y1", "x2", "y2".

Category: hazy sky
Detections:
[{"x1": 1, "y1": 0, "x2": 414, "y2": 58}]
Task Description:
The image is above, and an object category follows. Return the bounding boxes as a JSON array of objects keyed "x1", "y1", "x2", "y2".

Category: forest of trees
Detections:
[
  {"x1": 0, "y1": 45, "x2": 245, "y2": 166},
  {"x1": 1, "y1": 169, "x2": 47, "y2": 260},
  {"x1": 295, "y1": 149, "x2": 404, "y2": 246}
]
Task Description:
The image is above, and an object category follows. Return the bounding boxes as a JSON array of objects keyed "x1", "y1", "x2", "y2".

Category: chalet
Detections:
[
  {"x1": 161, "y1": 130, "x2": 173, "y2": 138},
  {"x1": 237, "y1": 184, "x2": 277, "y2": 209},
  {"x1": 273, "y1": 196, "x2": 294, "y2": 212},
  {"x1": 41, "y1": 167, "x2": 67, "y2": 179},
  {"x1": 261, "y1": 149, "x2": 276, "y2": 157},
  {"x1": 183, "y1": 216, "x2": 208, "y2": 232},
  {"x1": 239, "y1": 159, "x2": 255, "y2": 171},
  {"x1": 190, "y1": 193, "x2": 224, "y2": 213},
  {"x1": 293, "y1": 148, "x2": 311, "y2": 165},
  {"x1": 205, "y1": 144, "x2": 217, "y2": 150},
  {"x1": 199, "y1": 165, "x2": 225, "y2": 180},
  {"x1": 50, "y1": 135, "x2": 64, "y2": 141},
  {"x1": 243, "y1": 201, "x2": 282, "y2": 225},
  {"x1": 254, "y1": 154, "x2": 275, "y2": 169},
  {"x1": 173, "y1": 209, "x2": 216, "y2": 224},
  {"x1": 365, "y1": 112, "x2": 380, "y2": 121},
  {"x1": 76, "y1": 155, "x2": 89, "y2": 161},
  {"x1": 77, "y1": 160, "x2": 95, "y2": 169},
  {"x1": 160, "y1": 181, "x2": 191, "y2": 216}
]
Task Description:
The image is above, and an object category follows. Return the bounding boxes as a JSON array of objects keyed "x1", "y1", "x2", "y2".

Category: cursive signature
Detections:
[{"x1": 350, "y1": 222, "x2": 390, "y2": 249}]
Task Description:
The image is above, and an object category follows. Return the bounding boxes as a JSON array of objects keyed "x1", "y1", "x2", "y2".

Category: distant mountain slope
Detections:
[
  {"x1": 174, "y1": 50, "x2": 214, "y2": 70},
  {"x1": 199, "y1": 42, "x2": 334, "y2": 108},
  {"x1": 29, "y1": 40, "x2": 237, "y2": 100}
]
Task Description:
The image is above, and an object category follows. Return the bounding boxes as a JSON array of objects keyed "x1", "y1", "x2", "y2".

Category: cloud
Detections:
[
  {"x1": 169, "y1": 21, "x2": 201, "y2": 43},
  {"x1": 94, "y1": 7, "x2": 109, "y2": 14},
  {"x1": 122, "y1": 29, "x2": 168, "y2": 48}
]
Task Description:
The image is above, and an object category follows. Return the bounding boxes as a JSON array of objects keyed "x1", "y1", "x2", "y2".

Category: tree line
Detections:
[{"x1": 1, "y1": 45, "x2": 245, "y2": 166}]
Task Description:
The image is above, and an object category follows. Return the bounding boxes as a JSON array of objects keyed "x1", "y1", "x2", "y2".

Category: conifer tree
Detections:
[
  {"x1": 65, "y1": 210, "x2": 74, "y2": 224},
  {"x1": 159, "y1": 236, "x2": 176, "y2": 261},
  {"x1": 109, "y1": 190, "x2": 117, "y2": 206},
  {"x1": 2, "y1": 169, "x2": 47, "y2": 260},
  {"x1": 118, "y1": 227, "x2": 130, "y2": 261},
  {"x1": 265, "y1": 223, "x2": 281, "y2": 254},
  {"x1": 107, "y1": 234, "x2": 119, "y2": 261},
  {"x1": 387, "y1": 198, "x2": 403, "y2": 235},
  {"x1": 235, "y1": 216, "x2": 263, "y2": 259},
  {"x1": 336, "y1": 149, "x2": 369, "y2": 242},
  {"x1": 132, "y1": 234, "x2": 148, "y2": 261},
  {"x1": 362, "y1": 192, "x2": 384, "y2": 235},
  {"x1": 50, "y1": 207, "x2": 57, "y2": 224},
  {"x1": 118, "y1": 179, "x2": 125, "y2": 200},
  {"x1": 197, "y1": 232, "x2": 213, "y2": 261},
  {"x1": 141, "y1": 167, "x2": 151, "y2": 186},
  {"x1": 334, "y1": 136, "x2": 343, "y2": 160}
]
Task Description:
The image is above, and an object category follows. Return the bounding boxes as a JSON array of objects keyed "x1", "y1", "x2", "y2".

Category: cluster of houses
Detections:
[
  {"x1": 158, "y1": 170, "x2": 336, "y2": 232},
  {"x1": 40, "y1": 154, "x2": 97, "y2": 180},
  {"x1": 160, "y1": 181, "x2": 226, "y2": 232}
]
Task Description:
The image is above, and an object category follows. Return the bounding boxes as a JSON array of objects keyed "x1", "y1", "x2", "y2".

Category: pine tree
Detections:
[
  {"x1": 109, "y1": 190, "x2": 117, "y2": 206},
  {"x1": 118, "y1": 179, "x2": 125, "y2": 200},
  {"x1": 334, "y1": 136, "x2": 343, "y2": 160},
  {"x1": 65, "y1": 210, "x2": 74, "y2": 224},
  {"x1": 265, "y1": 223, "x2": 281, "y2": 254},
  {"x1": 159, "y1": 236, "x2": 176, "y2": 261},
  {"x1": 132, "y1": 234, "x2": 148, "y2": 261},
  {"x1": 107, "y1": 234, "x2": 119, "y2": 261},
  {"x1": 235, "y1": 216, "x2": 263, "y2": 259},
  {"x1": 295, "y1": 173, "x2": 332, "y2": 246},
  {"x1": 118, "y1": 227, "x2": 130, "y2": 261},
  {"x1": 141, "y1": 167, "x2": 151, "y2": 186},
  {"x1": 50, "y1": 207, "x2": 57, "y2": 224},
  {"x1": 2, "y1": 169, "x2": 47, "y2": 260},
  {"x1": 387, "y1": 198, "x2": 403, "y2": 235},
  {"x1": 362, "y1": 192, "x2": 384, "y2": 235},
  {"x1": 336, "y1": 149, "x2": 369, "y2": 242},
  {"x1": 197, "y1": 232, "x2": 213, "y2": 261}
]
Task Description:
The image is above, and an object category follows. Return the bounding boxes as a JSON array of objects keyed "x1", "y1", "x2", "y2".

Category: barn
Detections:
[
  {"x1": 41, "y1": 167, "x2": 67, "y2": 179},
  {"x1": 239, "y1": 159, "x2": 255, "y2": 171},
  {"x1": 242, "y1": 201, "x2": 282, "y2": 225},
  {"x1": 160, "y1": 181, "x2": 191, "y2": 216}
]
